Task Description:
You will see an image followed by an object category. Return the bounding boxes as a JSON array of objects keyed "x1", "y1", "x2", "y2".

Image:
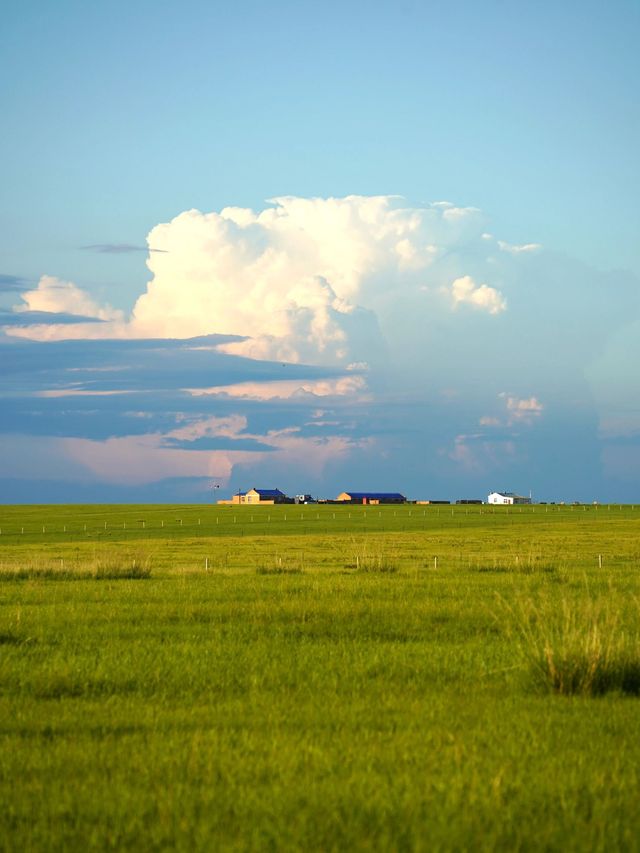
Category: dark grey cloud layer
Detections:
[
  {"x1": 0, "y1": 335, "x2": 342, "y2": 393},
  {"x1": 0, "y1": 310, "x2": 105, "y2": 326},
  {"x1": 0, "y1": 334, "x2": 354, "y2": 450},
  {"x1": 0, "y1": 324, "x2": 635, "y2": 502}
]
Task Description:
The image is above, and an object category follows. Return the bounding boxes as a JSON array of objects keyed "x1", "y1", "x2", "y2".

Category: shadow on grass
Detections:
[{"x1": 0, "y1": 631, "x2": 25, "y2": 645}]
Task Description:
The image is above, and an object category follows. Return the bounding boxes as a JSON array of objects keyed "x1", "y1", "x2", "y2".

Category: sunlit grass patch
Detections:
[
  {"x1": 502, "y1": 592, "x2": 640, "y2": 696},
  {"x1": 2, "y1": 517, "x2": 640, "y2": 851},
  {"x1": 0, "y1": 551, "x2": 153, "y2": 580}
]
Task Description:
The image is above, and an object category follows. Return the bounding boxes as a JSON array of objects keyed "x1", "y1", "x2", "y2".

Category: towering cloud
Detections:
[
  {"x1": 10, "y1": 196, "x2": 515, "y2": 362},
  {"x1": 128, "y1": 196, "x2": 507, "y2": 363}
]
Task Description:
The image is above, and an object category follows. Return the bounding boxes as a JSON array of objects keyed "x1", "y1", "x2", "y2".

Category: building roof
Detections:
[
  {"x1": 490, "y1": 491, "x2": 527, "y2": 499},
  {"x1": 251, "y1": 488, "x2": 286, "y2": 497},
  {"x1": 341, "y1": 491, "x2": 406, "y2": 500}
]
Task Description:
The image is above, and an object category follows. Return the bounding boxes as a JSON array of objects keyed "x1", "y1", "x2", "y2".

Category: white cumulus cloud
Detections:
[
  {"x1": 480, "y1": 394, "x2": 544, "y2": 428},
  {"x1": 501, "y1": 393, "x2": 544, "y2": 425},
  {"x1": 126, "y1": 195, "x2": 501, "y2": 362},
  {"x1": 19, "y1": 275, "x2": 122, "y2": 321},
  {"x1": 450, "y1": 275, "x2": 506, "y2": 315},
  {"x1": 11, "y1": 196, "x2": 514, "y2": 360}
]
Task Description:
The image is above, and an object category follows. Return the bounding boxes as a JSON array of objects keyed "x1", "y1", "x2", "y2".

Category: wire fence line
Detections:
[{"x1": 0, "y1": 504, "x2": 637, "y2": 540}]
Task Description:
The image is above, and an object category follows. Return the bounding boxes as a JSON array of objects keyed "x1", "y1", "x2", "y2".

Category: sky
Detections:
[{"x1": 1, "y1": 0, "x2": 639, "y2": 503}]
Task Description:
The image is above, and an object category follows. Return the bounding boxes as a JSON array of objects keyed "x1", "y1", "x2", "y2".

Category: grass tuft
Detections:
[
  {"x1": 92, "y1": 550, "x2": 153, "y2": 579},
  {"x1": 256, "y1": 555, "x2": 305, "y2": 575},
  {"x1": 345, "y1": 544, "x2": 399, "y2": 573},
  {"x1": 0, "y1": 552, "x2": 153, "y2": 581},
  {"x1": 94, "y1": 560, "x2": 152, "y2": 580},
  {"x1": 475, "y1": 554, "x2": 558, "y2": 574},
  {"x1": 503, "y1": 593, "x2": 640, "y2": 696},
  {"x1": 0, "y1": 567, "x2": 93, "y2": 581}
]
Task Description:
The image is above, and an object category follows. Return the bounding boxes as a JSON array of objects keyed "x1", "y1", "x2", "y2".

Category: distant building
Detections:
[
  {"x1": 487, "y1": 491, "x2": 531, "y2": 505},
  {"x1": 456, "y1": 499, "x2": 482, "y2": 505},
  {"x1": 218, "y1": 488, "x2": 289, "y2": 505},
  {"x1": 416, "y1": 500, "x2": 450, "y2": 505},
  {"x1": 294, "y1": 494, "x2": 315, "y2": 504},
  {"x1": 336, "y1": 491, "x2": 407, "y2": 505}
]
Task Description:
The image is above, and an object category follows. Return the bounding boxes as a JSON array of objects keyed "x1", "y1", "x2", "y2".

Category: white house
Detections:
[{"x1": 487, "y1": 491, "x2": 531, "y2": 505}]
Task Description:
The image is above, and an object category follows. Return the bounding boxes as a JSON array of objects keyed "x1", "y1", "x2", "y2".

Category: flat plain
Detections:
[{"x1": 1, "y1": 503, "x2": 640, "y2": 851}]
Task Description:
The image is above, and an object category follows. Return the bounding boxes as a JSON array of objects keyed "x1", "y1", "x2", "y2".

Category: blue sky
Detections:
[{"x1": 1, "y1": 0, "x2": 639, "y2": 502}]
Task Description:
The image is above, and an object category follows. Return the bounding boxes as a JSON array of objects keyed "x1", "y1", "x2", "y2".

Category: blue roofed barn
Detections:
[{"x1": 336, "y1": 491, "x2": 407, "y2": 504}]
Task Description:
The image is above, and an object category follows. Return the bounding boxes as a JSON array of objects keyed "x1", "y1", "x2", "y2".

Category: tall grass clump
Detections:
[
  {"x1": 345, "y1": 542, "x2": 399, "y2": 573},
  {"x1": 93, "y1": 552, "x2": 152, "y2": 579},
  {"x1": 474, "y1": 552, "x2": 558, "y2": 574},
  {"x1": 0, "y1": 551, "x2": 153, "y2": 580},
  {"x1": 256, "y1": 554, "x2": 305, "y2": 575},
  {"x1": 502, "y1": 593, "x2": 640, "y2": 696},
  {"x1": 0, "y1": 566, "x2": 93, "y2": 581}
]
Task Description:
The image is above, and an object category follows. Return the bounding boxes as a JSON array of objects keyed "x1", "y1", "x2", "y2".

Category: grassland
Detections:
[{"x1": 1, "y1": 503, "x2": 640, "y2": 851}]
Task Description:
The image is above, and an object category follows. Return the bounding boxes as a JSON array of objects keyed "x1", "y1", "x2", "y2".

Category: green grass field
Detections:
[{"x1": 1, "y1": 504, "x2": 640, "y2": 851}]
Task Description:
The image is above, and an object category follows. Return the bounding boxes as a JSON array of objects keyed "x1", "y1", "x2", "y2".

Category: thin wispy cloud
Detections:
[
  {"x1": 81, "y1": 243, "x2": 167, "y2": 254},
  {"x1": 0, "y1": 274, "x2": 30, "y2": 292}
]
